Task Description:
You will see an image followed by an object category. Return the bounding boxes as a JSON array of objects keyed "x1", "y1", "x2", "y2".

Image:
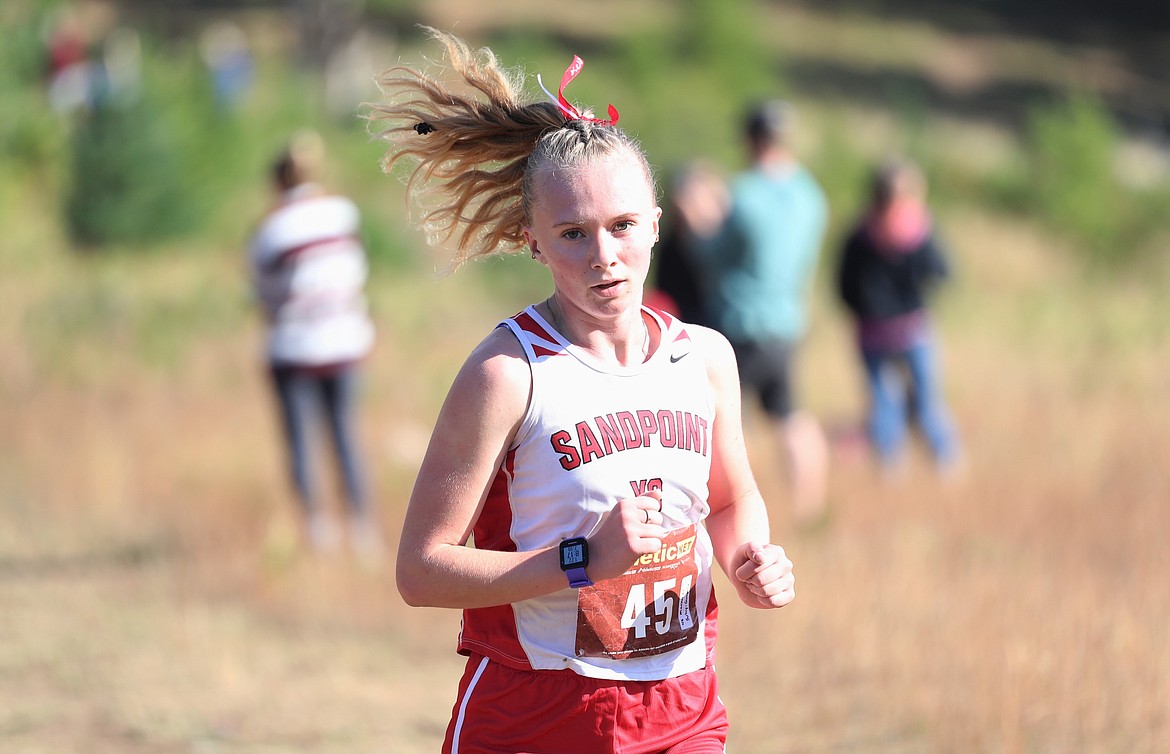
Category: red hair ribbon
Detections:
[{"x1": 537, "y1": 55, "x2": 620, "y2": 126}]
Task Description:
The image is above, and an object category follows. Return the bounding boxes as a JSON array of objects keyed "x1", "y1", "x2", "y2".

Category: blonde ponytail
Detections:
[{"x1": 366, "y1": 28, "x2": 654, "y2": 269}]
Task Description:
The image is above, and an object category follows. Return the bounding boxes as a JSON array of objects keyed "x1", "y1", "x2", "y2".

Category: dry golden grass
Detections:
[{"x1": 3, "y1": 178, "x2": 1168, "y2": 754}]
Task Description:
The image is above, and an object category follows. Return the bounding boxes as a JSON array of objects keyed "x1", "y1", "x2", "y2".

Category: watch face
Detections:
[{"x1": 562, "y1": 542, "x2": 585, "y2": 567}]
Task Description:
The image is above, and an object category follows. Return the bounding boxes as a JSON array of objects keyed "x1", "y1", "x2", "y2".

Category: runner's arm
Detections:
[
  {"x1": 695, "y1": 326, "x2": 796, "y2": 610},
  {"x1": 396, "y1": 328, "x2": 665, "y2": 609}
]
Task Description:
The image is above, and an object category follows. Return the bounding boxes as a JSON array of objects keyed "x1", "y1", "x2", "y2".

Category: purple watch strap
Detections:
[{"x1": 565, "y1": 566, "x2": 592, "y2": 588}]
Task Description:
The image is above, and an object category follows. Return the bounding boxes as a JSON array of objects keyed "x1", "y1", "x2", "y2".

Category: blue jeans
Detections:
[
  {"x1": 861, "y1": 340, "x2": 959, "y2": 467},
  {"x1": 270, "y1": 364, "x2": 367, "y2": 517}
]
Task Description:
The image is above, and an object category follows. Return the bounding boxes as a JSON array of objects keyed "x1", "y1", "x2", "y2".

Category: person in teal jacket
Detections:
[{"x1": 679, "y1": 100, "x2": 830, "y2": 522}]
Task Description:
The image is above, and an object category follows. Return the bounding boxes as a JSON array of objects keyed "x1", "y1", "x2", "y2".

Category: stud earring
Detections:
[{"x1": 530, "y1": 248, "x2": 539, "y2": 259}]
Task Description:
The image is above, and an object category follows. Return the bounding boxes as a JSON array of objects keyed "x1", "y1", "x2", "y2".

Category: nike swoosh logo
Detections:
[{"x1": 670, "y1": 352, "x2": 689, "y2": 363}]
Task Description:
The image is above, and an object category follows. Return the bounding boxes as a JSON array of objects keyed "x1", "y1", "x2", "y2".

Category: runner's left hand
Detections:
[{"x1": 731, "y1": 542, "x2": 795, "y2": 609}]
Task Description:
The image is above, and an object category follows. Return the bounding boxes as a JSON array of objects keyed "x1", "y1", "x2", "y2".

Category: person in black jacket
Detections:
[
  {"x1": 837, "y1": 158, "x2": 961, "y2": 476},
  {"x1": 648, "y1": 161, "x2": 725, "y2": 326}
]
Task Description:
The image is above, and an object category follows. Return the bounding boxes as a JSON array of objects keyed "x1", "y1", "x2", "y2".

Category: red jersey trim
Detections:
[
  {"x1": 506, "y1": 310, "x2": 564, "y2": 360},
  {"x1": 458, "y1": 448, "x2": 532, "y2": 669},
  {"x1": 644, "y1": 303, "x2": 678, "y2": 330}
]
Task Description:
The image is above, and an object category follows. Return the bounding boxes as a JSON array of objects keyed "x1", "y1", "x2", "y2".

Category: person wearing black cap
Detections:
[{"x1": 678, "y1": 100, "x2": 830, "y2": 523}]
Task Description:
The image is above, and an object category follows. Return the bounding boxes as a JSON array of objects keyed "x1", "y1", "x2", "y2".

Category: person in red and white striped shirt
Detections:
[{"x1": 249, "y1": 130, "x2": 378, "y2": 555}]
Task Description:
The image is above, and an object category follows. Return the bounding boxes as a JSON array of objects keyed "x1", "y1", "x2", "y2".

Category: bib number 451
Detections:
[{"x1": 620, "y1": 575, "x2": 695, "y2": 638}]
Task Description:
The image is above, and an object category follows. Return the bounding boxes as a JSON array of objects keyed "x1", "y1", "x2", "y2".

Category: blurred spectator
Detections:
[
  {"x1": 836, "y1": 157, "x2": 962, "y2": 477},
  {"x1": 44, "y1": 7, "x2": 96, "y2": 114},
  {"x1": 200, "y1": 21, "x2": 254, "y2": 112},
  {"x1": 248, "y1": 131, "x2": 380, "y2": 557},
  {"x1": 647, "y1": 161, "x2": 726, "y2": 326},
  {"x1": 94, "y1": 27, "x2": 142, "y2": 107},
  {"x1": 45, "y1": 11, "x2": 141, "y2": 116},
  {"x1": 680, "y1": 101, "x2": 830, "y2": 523}
]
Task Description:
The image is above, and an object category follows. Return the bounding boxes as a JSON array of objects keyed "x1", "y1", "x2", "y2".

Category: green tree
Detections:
[
  {"x1": 65, "y1": 95, "x2": 195, "y2": 248},
  {"x1": 1027, "y1": 95, "x2": 1123, "y2": 261}
]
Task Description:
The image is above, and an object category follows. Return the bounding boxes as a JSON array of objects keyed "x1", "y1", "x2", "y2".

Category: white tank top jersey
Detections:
[
  {"x1": 249, "y1": 188, "x2": 374, "y2": 368},
  {"x1": 457, "y1": 304, "x2": 720, "y2": 681}
]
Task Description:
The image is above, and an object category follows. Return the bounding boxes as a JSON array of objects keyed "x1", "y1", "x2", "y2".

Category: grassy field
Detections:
[
  {"x1": 4, "y1": 184, "x2": 1169, "y2": 754},
  {"x1": 3, "y1": 3, "x2": 1170, "y2": 754}
]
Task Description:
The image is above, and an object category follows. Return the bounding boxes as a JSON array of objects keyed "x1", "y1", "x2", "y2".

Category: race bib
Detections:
[{"x1": 574, "y1": 525, "x2": 701, "y2": 660}]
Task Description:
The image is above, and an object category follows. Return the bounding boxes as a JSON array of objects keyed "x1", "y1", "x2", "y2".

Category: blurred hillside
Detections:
[
  {"x1": 119, "y1": 0, "x2": 1170, "y2": 134},
  {"x1": 781, "y1": 0, "x2": 1170, "y2": 128},
  {"x1": 5, "y1": 0, "x2": 1169, "y2": 269}
]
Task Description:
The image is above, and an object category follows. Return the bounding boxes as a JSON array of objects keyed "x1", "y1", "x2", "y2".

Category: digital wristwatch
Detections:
[{"x1": 558, "y1": 536, "x2": 592, "y2": 588}]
